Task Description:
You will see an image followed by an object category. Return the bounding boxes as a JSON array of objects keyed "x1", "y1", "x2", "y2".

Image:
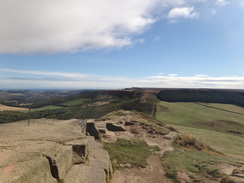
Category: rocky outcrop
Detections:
[
  {"x1": 0, "y1": 155, "x2": 57, "y2": 183},
  {"x1": 0, "y1": 119, "x2": 112, "y2": 183},
  {"x1": 65, "y1": 138, "x2": 88, "y2": 164},
  {"x1": 43, "y1": 145, "x2": 73, "y2": 180},
  {"x1": 64, "y1": 136, "x2": 113, "y2": 183}
]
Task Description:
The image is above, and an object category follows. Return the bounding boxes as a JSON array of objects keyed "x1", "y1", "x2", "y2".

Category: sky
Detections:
[{"x1": 0, "y1": 0, "x2": 244, "y2": 89}]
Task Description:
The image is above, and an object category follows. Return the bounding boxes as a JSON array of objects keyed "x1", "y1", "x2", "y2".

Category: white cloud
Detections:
[
  {"x1": 0, "y1": 0, "x2": 158, "y2": 54},
  {"x1": 240, "y1": 1, "x2": 244, "y2": 7},
  {"x1": 0, "y1": 0, "x2": 234, "y2": 54},
  {"x1": 216, "y1": 0, "x2": 230, "y2": 6},
  {"x1": 194, "y1": 74, "x2": 209, "y2": 78},
  {"x1": 0, "y1": 68, "x2": 92, "y2": 80},
  {"x1": 167, "y1": 7, "x2": 199, "y2": 20},
  {"x1": 168, "y1": 74, "x2": 178, "y2": 77},
  {"x1": 0, "y1": 68, "x2": 243, "y2": 89}
]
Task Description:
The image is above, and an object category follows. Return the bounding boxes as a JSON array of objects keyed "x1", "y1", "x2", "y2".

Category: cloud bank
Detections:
[
  {"x1": 0, "y1": 0, "x2": 230, "y2": 54},
  {"x1": 0, "y1": 68, "x2": 243, "y2": 89},
  {"x1": 0, "y1": 0, "x2": 157, "y2": 53}
]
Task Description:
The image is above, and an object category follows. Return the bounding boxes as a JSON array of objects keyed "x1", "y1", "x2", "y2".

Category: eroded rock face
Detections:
[
  {"x1": 0, "y1": 156, "x2": 57, "y2": 183},
  {"x1": 106, "y1": 123, "x2": 126, "y2": 132},
  {"x1": 86, "y1": 122, "x2": 100, "y2": 139},
  {"x1": 64, "y1": 136, "x2": 113, "y2": 183},
  {"x1": 0, "y1": 119, "x2": 112, "y2": 183},
  {"x1": 65, "y1": 138, "x2": 88, "y2": 164},
  {"x1": 44, "y1": 145, "x2": 73, "y2": 180}
]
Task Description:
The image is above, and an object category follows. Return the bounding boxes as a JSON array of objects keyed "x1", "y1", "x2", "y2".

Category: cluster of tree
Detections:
[
  {"x1": 156, "y1": 89, "x2": 244, "y2": 107},
  {"x1": 0, "y1": 111, "x2": 28, "y2": 124}
]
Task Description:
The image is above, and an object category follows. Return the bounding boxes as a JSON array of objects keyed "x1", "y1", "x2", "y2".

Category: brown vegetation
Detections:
[{"x1": 0, "y1": 104, "x2": 28, "y2": 111}]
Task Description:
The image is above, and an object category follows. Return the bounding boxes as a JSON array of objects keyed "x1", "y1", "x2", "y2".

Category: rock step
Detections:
[{"x1": 63, "y1": 136, "x2": 113, "y2": 183}]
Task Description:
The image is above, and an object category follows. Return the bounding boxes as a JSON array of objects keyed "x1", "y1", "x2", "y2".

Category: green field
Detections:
[
  {"x1": 156, "y1": 101, "x2": 244, "y2": 160},
  {"x1": 155, "y1": 101, "x2": 244, "y2": 182},
  {"x1": 172, "y1": 125, "x2": 244, "y2": 159},
  {"x1": 61, "y1": 99, "x2": 88, "y2": 106},
  {"x1": 156, "y1": 101, "x2": 244, "y2": 137},
  {"x1": 21, "y1": 105, "x2": 63, "y2": 113}
]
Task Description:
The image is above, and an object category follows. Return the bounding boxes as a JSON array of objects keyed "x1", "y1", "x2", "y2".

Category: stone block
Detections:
[{"x1": 65, "y1": 138, "x2": 88, "y2": 164}]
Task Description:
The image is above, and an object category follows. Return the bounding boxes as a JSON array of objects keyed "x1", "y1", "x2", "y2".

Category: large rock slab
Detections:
[
  {"x1": 0, "y1": 119, "x2": 86, "y2": 183},
  {"x1": 0, "y1": 155, "x2": 56, "y2": 183},
  {"x1": 64, "y1": 136, "x2": 113, "y2": 183},
  {"x1": 43, "y1": 144, "x2": 73, "y2": 180},
  {"x1": 65, "y1": 138, "x2": 88, "y2": 164}
]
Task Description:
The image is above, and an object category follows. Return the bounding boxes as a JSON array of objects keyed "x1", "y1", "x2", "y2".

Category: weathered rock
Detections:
[
  {"x1": 0, "y1": 156, "x2": 56, "y2": 183},
  {"x1": 98, "y1": 128, "x2": 107, "y2": 134},
  {"x1": 106, "y1": 123, "x2": 126, "y2": 132},
  {"x1": 43, "y1": 144, "x2": 73, "y2": 179},
  {"x1": 125, "y1": 121, "x2": 135, "y2": 126},
  {"x1": 79, "y1": 120, "x2": 87, "y2": 134},
  {"x1": 64, "y1": 136, "x2": 113, "y2": 183},
  {"x1": 0, "y1": 119, "x2": 88, "y2": 183},
  {"x1": 220, "y1": 176, "x2": 244, "y2": 183},
  {"x1": 65, "y1": 138, "x2": 88, "y2": 164},
  {"x1": 86, "y1": 122, "x2": 100, "y2": 139}
]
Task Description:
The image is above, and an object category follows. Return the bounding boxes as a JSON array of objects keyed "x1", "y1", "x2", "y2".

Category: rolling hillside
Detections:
[
  {"x1": 156, "y1": 101, "x2": 244, "y2": 137},
  {"x1": 0, "y1": 88, "x2": 244, "y2": 182},
  {"x1": 157, "y1": 89, "x2": 244, "y2": 107}
]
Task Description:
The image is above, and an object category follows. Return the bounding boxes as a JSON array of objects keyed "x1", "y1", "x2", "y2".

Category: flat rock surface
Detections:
[
  {"x1": 0, "y1": 118, "x2": 83, "y2": 141},
  {"x1": 64, "y1": 136, "x2": 112, "y2": 183},
  {"x1": 0, "y1": 119, "x2": 85, "y2": 183}
]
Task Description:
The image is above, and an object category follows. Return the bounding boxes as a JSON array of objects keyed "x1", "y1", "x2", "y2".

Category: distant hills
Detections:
[
  {"x1": 156, "y1": 89, "x2": 244, "y2": 107},
  {"x1": 0, "y1": 88, "x2": 244, "y2": 124}
]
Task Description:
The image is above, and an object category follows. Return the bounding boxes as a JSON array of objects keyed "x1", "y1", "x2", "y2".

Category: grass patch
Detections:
[
  {"x1": 161, "y1": 148, "x2": 231, "y2": 182},
  {"x1": 171, "y1": 125, "x2": 244, "y2": 160},
  {"x1": 156, "y1": 101, "x2": 244, "y2": 137},
  {"x1": 61, "y1": 99, "x2": 88, "y2": 106},
  {"x1": 21, "y1": 105, "x2": 63, "y2": 113},
  {"x1": 103, "y1": 138, "x2": 157, "y2": 169}
]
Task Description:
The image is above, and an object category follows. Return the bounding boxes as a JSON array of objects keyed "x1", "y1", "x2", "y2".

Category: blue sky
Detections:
[{"x1": 0, "y1": 0, "x2": 244, "y2": 89}]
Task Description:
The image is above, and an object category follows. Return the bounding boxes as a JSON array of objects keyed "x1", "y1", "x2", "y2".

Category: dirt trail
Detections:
[
  {"x1": 96, "y1": 110, "x2": 178, "y2": 183},
  {"x1": 109, "y1": 129, "x2": 177, "y2": 183},
  {"x1": 111, "y1": 155, "x2": 173, "y2": 183}
]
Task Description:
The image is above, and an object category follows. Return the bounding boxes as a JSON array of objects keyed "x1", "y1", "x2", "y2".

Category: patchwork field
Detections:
[{"x1": 0, "y1": 104, "x2": 28, "y2": 111}]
